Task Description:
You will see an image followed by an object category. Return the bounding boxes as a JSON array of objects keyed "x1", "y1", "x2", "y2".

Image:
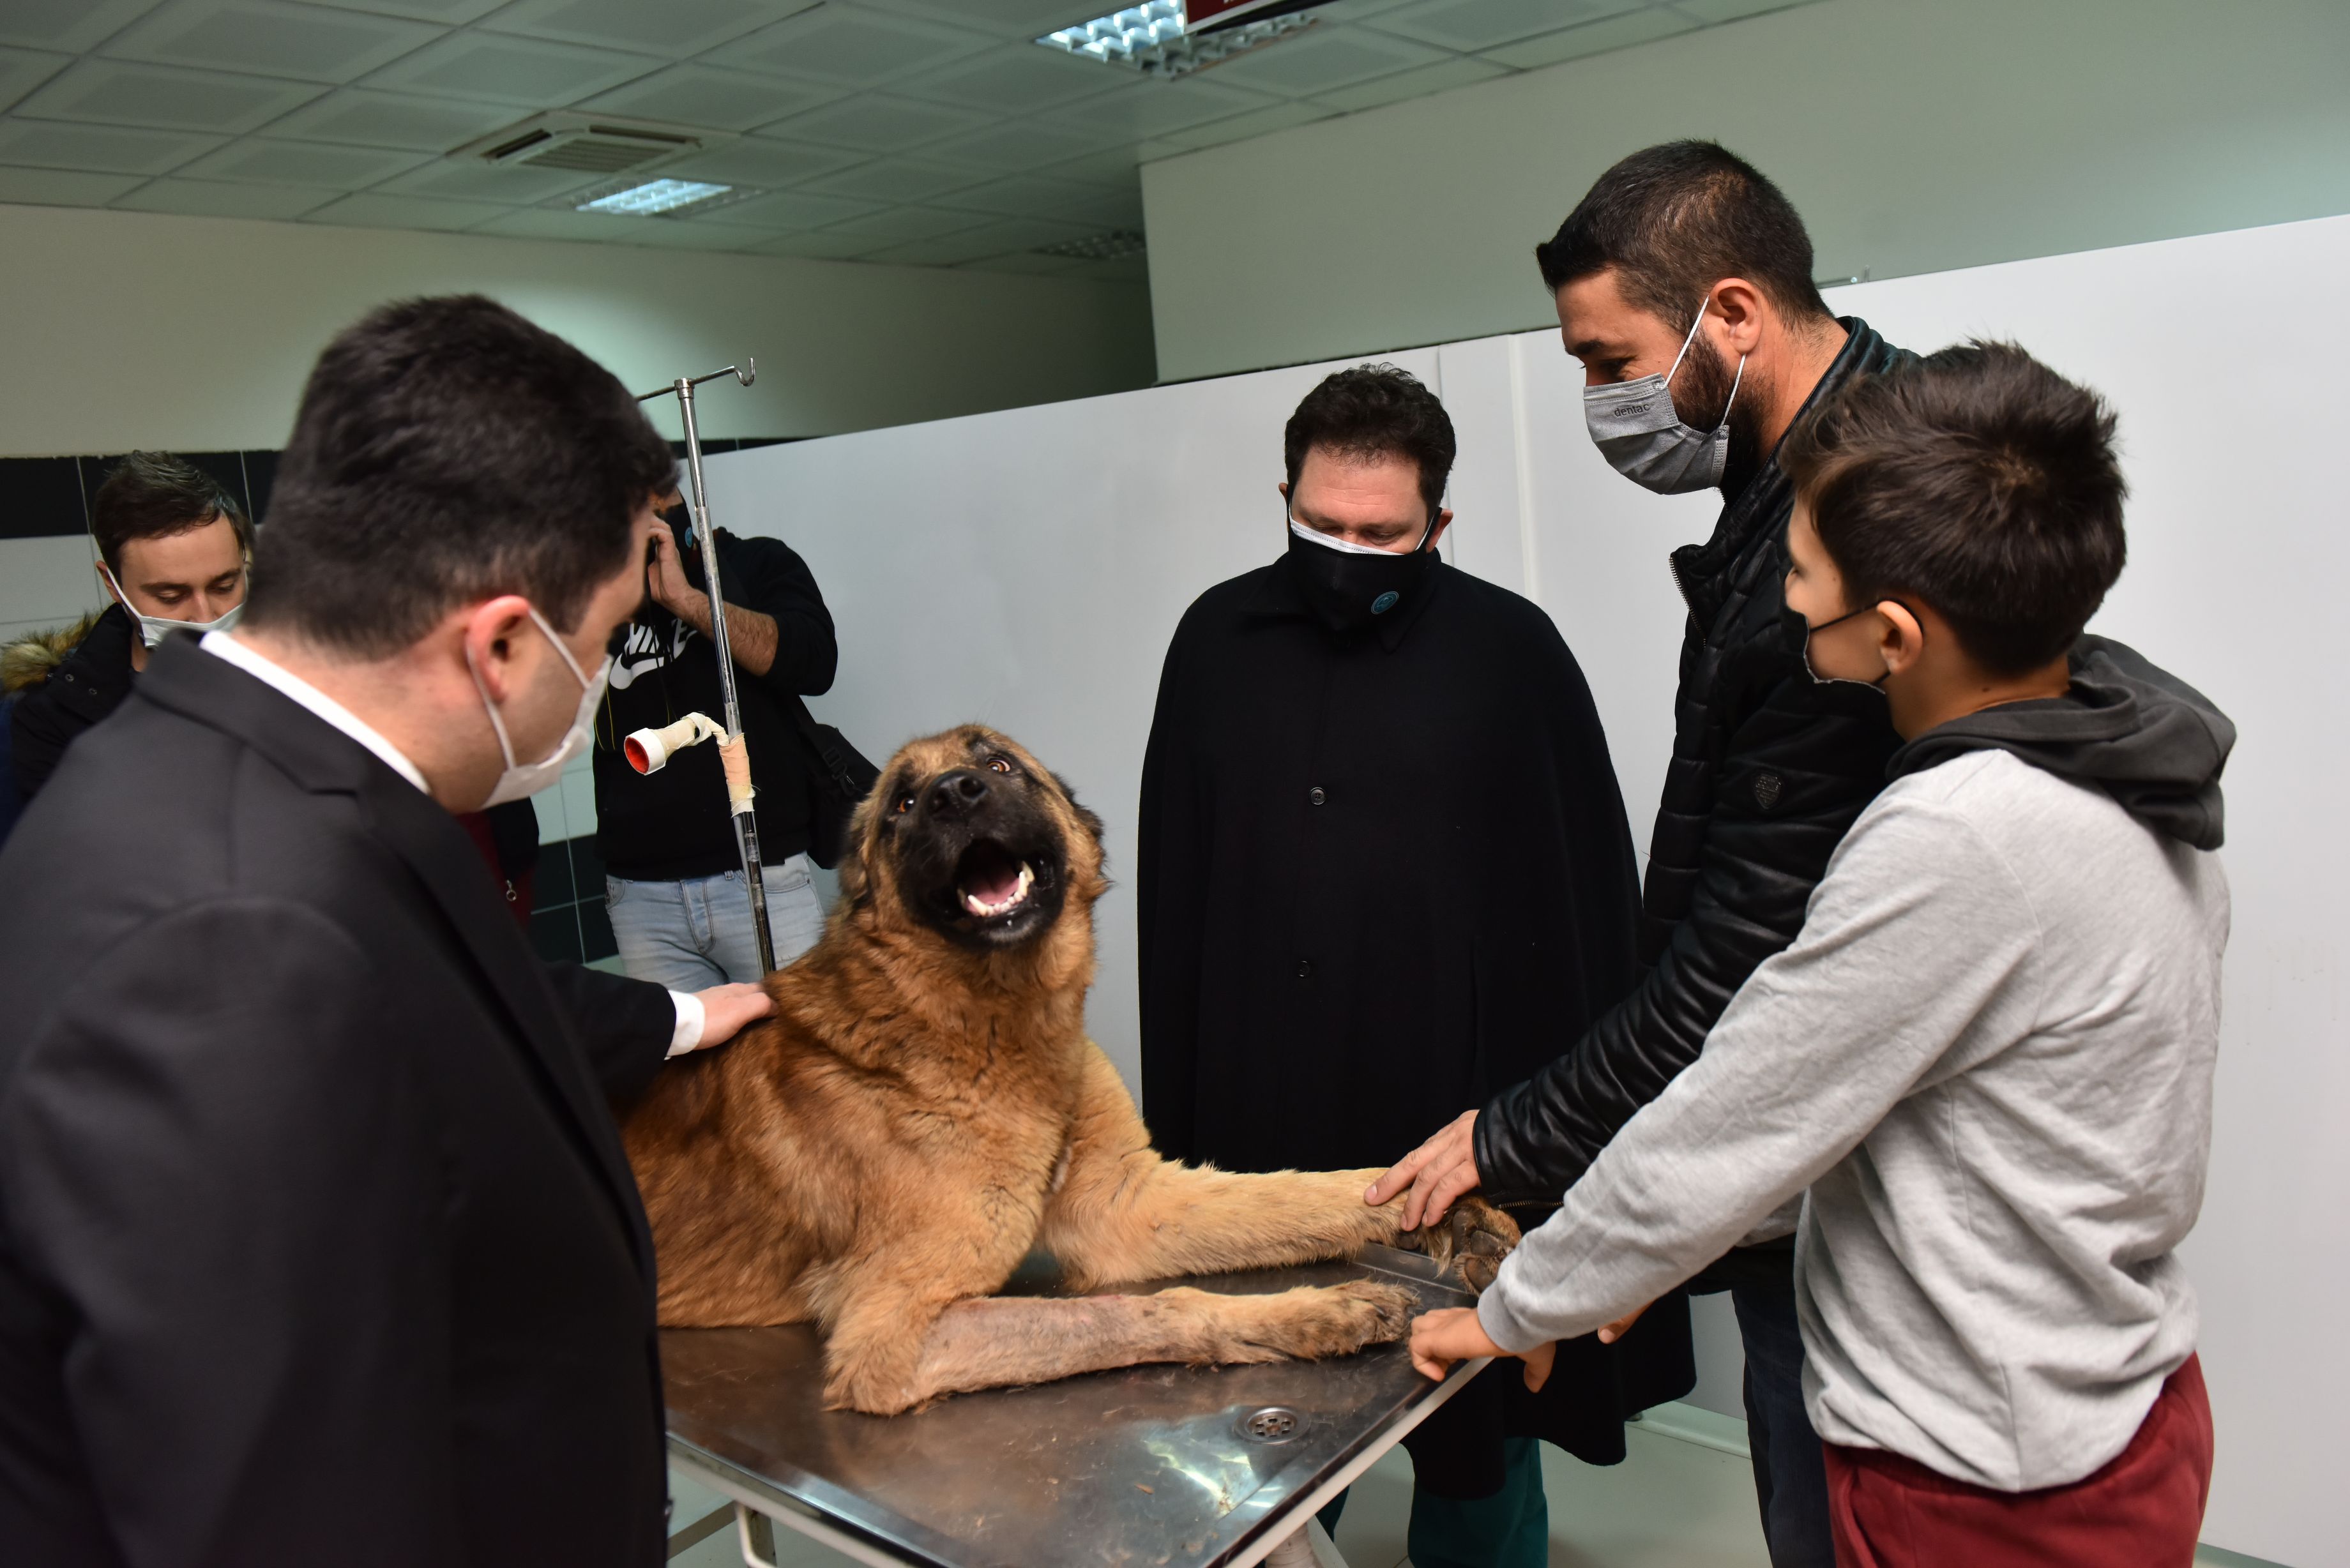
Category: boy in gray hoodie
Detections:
[{"x1": 1410, "y1": 342, "x2": 2231, "y2": 1566}]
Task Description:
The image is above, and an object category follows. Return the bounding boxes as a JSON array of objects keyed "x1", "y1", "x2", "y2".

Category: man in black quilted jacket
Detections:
[{"x1": 1370, "y1": 141, "x2": 1907, "y2": 1568}]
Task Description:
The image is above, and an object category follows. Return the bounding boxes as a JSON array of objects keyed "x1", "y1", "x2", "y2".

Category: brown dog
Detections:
[{"x1": 620, "y1": 725, "x2": 1517, "y2": 1415}]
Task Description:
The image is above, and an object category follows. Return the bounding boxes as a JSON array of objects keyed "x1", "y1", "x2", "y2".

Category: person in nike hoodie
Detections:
[{"x1": 1410, "y1": 342, "x2": 2231, "y2": 1568}]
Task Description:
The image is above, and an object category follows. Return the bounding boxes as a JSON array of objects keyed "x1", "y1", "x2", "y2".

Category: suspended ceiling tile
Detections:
[
  {"x1": 13, "y1": 59, "x2": 324, "y2": 133},
  {"x1": 818, "y1": 204, "x2": 984, "y2": 241},
  {"x1": 1150, "y1": 96, "x2": 1338, "y2": 151},
  {"x1": 0, "y1": 165, "x2": 150, "y2": 204},
  {"x1": 469, "y1": 205, "x2": 639, "y2": 241},
  {"x1": 1480, "y1": 6, "x2": 1690, "y2": 68},
  {"x1": 607, "y1": 218, "x2": 764, "y2": 250},
  {"x1": 697, "y1": 187, "x2": 885, "y2": 230},
  {"x1": 960, "y1": 248, "x2": 1087, "y2": 275},
  {"x1": 857, "y1": 0, "x2": 1112, "y2": 40},
  {"x1": 1674, "y1": 0, "x2": 1823, "y2": 20},
  {"x1": 1041, "y1": 141, "x2": 1148, "y2": 188},
  {"x1": 360, "y1": 31, "x2": 663, "y2": 105},
  {"x1": 1307, "y1": 52, "x2": 1506, "y2": 112},
  {"x1": 658, "y1": 135, "x2": 862, "y2": 188},
  {"x1": 301, "y1": 190, "x2": 499, "y2": 229},
  {"x1": 480, "y1": 0, "x2": 798, "y2": 59},
  {"x1": 260, "y1": 87, "x2": 521, "y2": 151},
  {"x1": 103, "y1": 1, "x2": 443, "y2": 86},
  {"x1": 766, "y1": 92, "x2": 992, "y2": 153},
  {"x1": 796, "y1": 156, "x2": 976, "y2": 204},
  {"x1": 755, "y1": 228, "x2": 886, "y2": 259},
  {"x1": 109, "y1": 175, "x2": 340, "y2": 218},
  {"x1": 177, "y1": 136, "x2": 431, "y2": 186},
  {"x1": 1049, "y1": 181, "x2": 1144, "y2": 229},
  {"x1": 921, "y1": 116, "x2": 1103, "y2": 175},
  {"x1": 1077, "y1": 252, "x2": 1148, "y2": 282},
  {"x1": 1202, "y1": 22, "x2": 1452, "y2": 96},
  {"x1": 296, "y1": 0, "x2": 506, "y2": 22},
  {"x1": 0, "y1": 119, "x2": 222, "y2": 175},
  {"x1": 1041, "y1": 73, "x2": 1278, "y2": 142},
  {"x1": 0, "y1": 45, "x2": 72, "y2": 113},
  {"x1": 0, "y1": 0, "x2": 166, "y2": 54},
  {"x1": 933, "y1": 171, "x2": 1103, "y2": 220},
  {"x1": 577, "y1": 62, "x2": 835, "y2": 133},
  {"x1": 1367, "y1": 0, "x2": 1648, "y2": 52},
  {"x1": 722, "y1": 8, "x2": 992, "y2": 91},
  {"x1": 374, "y1": 156, "x2": 603, "y2": 204},
  {"x1": 894, "y1": 44, "x2": 1122, "y2": 114}
]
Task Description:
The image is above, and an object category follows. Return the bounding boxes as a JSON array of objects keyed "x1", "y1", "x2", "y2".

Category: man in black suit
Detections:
[{"x1": 0, "y1": 296, "x2": 772, "y2": 1566}]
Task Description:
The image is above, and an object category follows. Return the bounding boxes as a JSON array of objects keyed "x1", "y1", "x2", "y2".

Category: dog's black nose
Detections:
[{"x1": 927, "y1": 769, "x2": 989, "y2": 817}]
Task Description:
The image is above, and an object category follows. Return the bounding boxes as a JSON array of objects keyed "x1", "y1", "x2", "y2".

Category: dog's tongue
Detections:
[{"x1": 964, "y1": 859, "x2": 1022, "y2": 907}]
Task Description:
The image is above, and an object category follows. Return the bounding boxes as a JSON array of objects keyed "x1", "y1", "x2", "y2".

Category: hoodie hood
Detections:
[{"x1": 1890, "y1": 636, "x2": 2234, "y2": 850}]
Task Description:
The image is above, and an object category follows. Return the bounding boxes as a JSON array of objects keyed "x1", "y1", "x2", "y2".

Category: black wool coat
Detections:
[{"x1": 1138, "y1": 549, "x2": 1694, "y2": 1487}]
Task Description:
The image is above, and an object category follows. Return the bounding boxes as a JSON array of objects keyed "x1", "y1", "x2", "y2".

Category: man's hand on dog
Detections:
[
  {"x1": 688, "y1": 983, "x2": 772, "y2": 1052},
  {"x1": 1409, "y1": 1307, "x2": 1554, "y2": 1391},
  {"x1": 1368, "y1": 1108, "x2": 1482, "y2": 1230}
]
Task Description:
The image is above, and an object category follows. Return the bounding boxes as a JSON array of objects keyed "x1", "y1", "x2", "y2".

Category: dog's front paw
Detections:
[{"x1": 1391, "y1": 1198, "x2": 1519, "y2": 1294}]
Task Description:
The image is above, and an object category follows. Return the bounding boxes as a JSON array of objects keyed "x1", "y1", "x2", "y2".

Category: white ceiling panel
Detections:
[
  {"x1": 469, "y1": 205, "x2": 644, "y2": 242},
  {"x1": 301, "y1": 190, "x2": 499, "y2": 229},
  {"x1": 296, "y1": 0, "x2": 505, "y2": 21},
  {"x1": 260, "y1": 87, "x2": 522, "y2": 151},
  {"x1": 894, "y1": 44, "x2": 1121, "y2": 115},
  {"x1": 1149, "y1": 96, "x2": 1337, "y2": 152},
  {"x1": 1306, "y1": 52, "x2": 1506, "y2": 112},
  {"x1": 767, "y1": 92, "x2": 990, "y2": 153},
  {"x1": 1367, "y1": 0, "x2": 1646, "y2": 52},
  {"x1": 1480, "y1": 6, "x2": 1690, "y2": 68},
  {"x1": 0, "y1": 45, "x2": 71, "y2": 113},
  {"x1": 658, "y1": 135, "x2": 861, "y2": 187},
  {"x1": 934, "y1": 172, "x2": 1102, "y2": 220},
  {"x1": 102, "y1": 1, "x2": 442, "y2": 86},
  {"x1": 577, "y1": 63, "x2": 836, "y2": 132},
  {"x1": 177, "y1": 136, "x2": 430, "y2": 186},
  {"x1": 1041, "y1": 72, "x2": 1277, "y2": 142},
  {"x1": 722, "y1": 8, "x2": 991, "y2": 90},
  {"x1": 960, "y1": 248, "x2": 1087, "y2": 275},
  {"x1": 1050, "y1": 181, "x2": 1144, "y2": 229},
  {"x1": 0, "y1": 165, "x2": 149, "y2": 204},
  {"x1": 360, "y1": 31, "x2": 663, "y2": 105},
  {"x1": 482, "y1": 0, "x2": 802, "y2": 60},
  {"x1": 920, "y1": 116, "x2": 1101, "y2": 176},
  {"x1": 858, "y1": 0, "x2": 1109, "y2": 40},
  {"x1": 374, "y1": 156, "x2": 603, "y2": 204},
  {"x1": 697, "y1": 187, "x2": 885, "y2": 230},
  {"x1": 796, "y1": 155, "x2": 974, "y2": 203},
  {"x1": 14, "y1": 59, "x2": 323, "y2": 132},
  {"x1": 1672, "y1": 0, "x2": 1817, "y2": 21},
  {"x1": 0, "y1": 119, "x2": 221, "y2": 174},
  {"x1": 756, "y1": 227, "x2": 884, "y2": 259},
  {"x1": 0, "y1": 0, "x2": 165, "y2": 55},
  {"x1": 819, "y1": 203, "x2": 985, "y2": 242},
  {"x1": 609, "y1": 218, "x2": 763, "y2": 249},
  {"x1": 1203, "y1": 22, "x2": 1450, "y2": 96},
  {"x1": 110, "y1": 174, "x2": 339, "y2": 217}
]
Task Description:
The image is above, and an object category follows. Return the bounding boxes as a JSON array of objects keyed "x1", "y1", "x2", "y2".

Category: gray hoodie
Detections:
[{"x1": 1480, "y1": 637, "x2": 2232, "y2": 1491}]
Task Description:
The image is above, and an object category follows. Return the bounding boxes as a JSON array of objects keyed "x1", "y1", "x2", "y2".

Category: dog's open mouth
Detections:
[{"x1": 954, "y1": 838, "x2": 1036, "y2": 919}]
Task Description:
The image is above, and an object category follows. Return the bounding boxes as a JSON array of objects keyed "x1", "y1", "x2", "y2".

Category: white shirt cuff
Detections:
[{"x1": 667, "y1": 990, "x2": 706, "y2": 1057}]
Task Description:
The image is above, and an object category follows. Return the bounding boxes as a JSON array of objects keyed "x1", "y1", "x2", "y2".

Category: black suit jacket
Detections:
[{"x1": 0, "y1": 640, "x2": 679, "y2": 1567}]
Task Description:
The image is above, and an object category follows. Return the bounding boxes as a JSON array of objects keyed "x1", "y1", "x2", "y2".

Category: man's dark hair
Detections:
[
  {"x1": 243, "y1": 294, "x2": 675, "y2": 658},
  {"x1": 1284, "y1": 363, "x2": 1455, "y2": 512},
  {"x1": 1535, "y1": 140, "x2": 1831, "y2": 335},
  {"x1": 1782, "y1": 340, "x2": 2127, "y2": 677},
  {"x1": 90, "y1": 452, "x2": 251, "y2": 574}
]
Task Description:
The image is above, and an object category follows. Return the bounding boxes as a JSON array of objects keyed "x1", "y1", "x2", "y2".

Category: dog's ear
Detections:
[
  {"x1": 836, "y1": 787, "x2": 881, "y2": 910},
  {"x1": 1049, "y1": 769, "x2": 1108, "y2": 851}
]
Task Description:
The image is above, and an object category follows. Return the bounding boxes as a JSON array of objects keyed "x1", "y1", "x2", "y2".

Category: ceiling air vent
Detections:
[{"x1": 459, "y1": 113, "x2": 716, "y2": 178}]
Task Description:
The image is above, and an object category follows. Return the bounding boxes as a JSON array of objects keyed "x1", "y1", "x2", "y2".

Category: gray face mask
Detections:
[{"x1": 1582, "y1": 294, "x2": 1747, "y2": 495}]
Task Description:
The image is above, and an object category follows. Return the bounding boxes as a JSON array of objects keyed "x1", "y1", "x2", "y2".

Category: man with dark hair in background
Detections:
[
  {"x1": 0, "y1": 295, "x2": 771, "y2": 1566},
  {"x1": 1139, "y1": 365, "x2": 1692, "y2": 1568},
  {"x1": 1372, "y1": 142, "x2": 1910, "y2": 1568},
  {"x1": 8, "y1": 451, "x2": 252, "y2": 799}
]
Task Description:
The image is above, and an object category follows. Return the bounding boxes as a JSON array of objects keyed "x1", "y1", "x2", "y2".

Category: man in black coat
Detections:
[
  {"x1": 1139, "y1": 365, "x2": 1692, "y2": 1568},
  {"x1": 1372, "y1": 143, "x2": 1909, "y2": 1568},
  {"x1": 0, "y1": 296, "x2": 771, "y2": 1566}
]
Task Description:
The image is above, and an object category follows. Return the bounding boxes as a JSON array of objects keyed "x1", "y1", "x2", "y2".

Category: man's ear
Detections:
[
  {"x1": 1426, "y1": 509, "x2": 1455, "y2": 552},
  {"x1": 1277, "y1": 480, "x2": 1291, "y2": 503},
  {"x1": 1708, "y1": 276, "x2": 1768, "y2": 358},
  {"x1": 460, "y1": 594, "x2": 537, "y2": 704},
  {"x1": 1876, "y1": 600, "x2": 1927, "y2": 679}
]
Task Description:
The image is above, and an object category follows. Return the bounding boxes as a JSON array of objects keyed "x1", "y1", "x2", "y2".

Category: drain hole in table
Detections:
[{"x1": 1238, "y1": 1406, "x2": 1302, "y2": 1442}]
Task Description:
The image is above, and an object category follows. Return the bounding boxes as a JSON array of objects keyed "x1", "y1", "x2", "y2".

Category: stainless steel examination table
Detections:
[{"x1": 662, "y1": 1244, "x2": 1492, "y2": 1568}]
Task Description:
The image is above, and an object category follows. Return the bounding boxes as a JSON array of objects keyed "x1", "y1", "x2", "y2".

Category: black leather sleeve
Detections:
[
  {"x1": 1473, "y1": 680, "x2": 1894, "y2": 1202},
  {"x1": 543, "y1": 961, "x2": 680, "y2": 1105}
]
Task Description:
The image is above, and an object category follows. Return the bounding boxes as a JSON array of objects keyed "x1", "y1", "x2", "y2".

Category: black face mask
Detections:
[{"x1": 1282, "y1": 513, "x2": 1439, "y2": 636}]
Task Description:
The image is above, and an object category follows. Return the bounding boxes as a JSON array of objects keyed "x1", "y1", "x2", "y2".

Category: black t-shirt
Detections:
[{"x1": 593, "y1": 528, "x2": 837, "y2": 880}]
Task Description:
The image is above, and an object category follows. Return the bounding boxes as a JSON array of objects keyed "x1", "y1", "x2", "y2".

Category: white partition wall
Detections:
[{"x1": 706, "y1": 213, "x2": 2349, "y2": 1565}]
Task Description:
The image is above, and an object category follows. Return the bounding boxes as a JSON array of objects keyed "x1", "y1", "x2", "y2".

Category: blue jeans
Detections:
[
  {"x1": 1315, "y1": 1436, "x2": 1548, "y2": 1568},
  {"x1": 606, "y1": 857, "x2": 824, "y2": 989},
  {"x1": 1732, "y1": 1278, "x2": 1837, "y2": 1568}
]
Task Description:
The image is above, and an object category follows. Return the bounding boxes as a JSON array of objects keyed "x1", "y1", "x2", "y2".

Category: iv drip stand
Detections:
[{"x1": 635, "y1": 359, "x2": 777, "y2": 974}]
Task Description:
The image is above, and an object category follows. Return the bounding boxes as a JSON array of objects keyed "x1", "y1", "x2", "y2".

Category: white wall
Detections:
[
  {"x1": 705, "y1": 212, "x2": 2350, "y2": 1565},
  {"x1": 0, "y1": 203, "x2": 1154, "y2": 458},
  {"x1": 1141, "y1": 0, "x2": 2350, "y2": 383}
]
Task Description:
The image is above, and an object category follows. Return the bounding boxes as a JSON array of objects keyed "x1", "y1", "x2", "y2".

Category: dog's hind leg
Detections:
[
  {"x1": 1038, "y1": 1048, "x2": 1517, "y2": 1290},
  {"x1": 889, "y1": 1281, "x2": 1415, "y2": 1410}
]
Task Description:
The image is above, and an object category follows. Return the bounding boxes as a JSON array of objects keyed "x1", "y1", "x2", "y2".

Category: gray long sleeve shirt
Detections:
[{"x1": 1480, "y1": 747, "x2": 2229, "y2": 1491}]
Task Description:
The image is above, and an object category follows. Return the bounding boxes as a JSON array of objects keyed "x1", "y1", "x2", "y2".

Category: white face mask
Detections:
[
  {"x1": 100, "y1": 561, "x2": 245, "y2": 647},
  {"x1": 467, "y1": 605, "x2": 611, "y2": 810},
  {"x1": 1581, "y1": 293, "x2": 1748, "y2": 495}
]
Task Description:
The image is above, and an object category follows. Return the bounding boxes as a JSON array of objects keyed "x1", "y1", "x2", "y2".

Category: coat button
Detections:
[
  {"x1": 1308, "y1": 786, "x2": 1326, "y2": 806},
  {"x1": 1296, "y1": 959, "x2": 1314, "y2": 979}
]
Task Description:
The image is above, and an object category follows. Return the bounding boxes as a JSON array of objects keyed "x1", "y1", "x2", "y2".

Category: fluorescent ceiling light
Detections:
[
  {"x1": 1037, "y1": 1, "x2": 1320, "y2": 77},
  {"x1": 577, "y1": 178, "x2": 732, "y2": 216}
]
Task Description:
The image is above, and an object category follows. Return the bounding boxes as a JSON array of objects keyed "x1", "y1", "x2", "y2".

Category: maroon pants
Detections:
[{"x1": 1824, "y1": 1354, "x2": 2213, "y2": 1568}]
